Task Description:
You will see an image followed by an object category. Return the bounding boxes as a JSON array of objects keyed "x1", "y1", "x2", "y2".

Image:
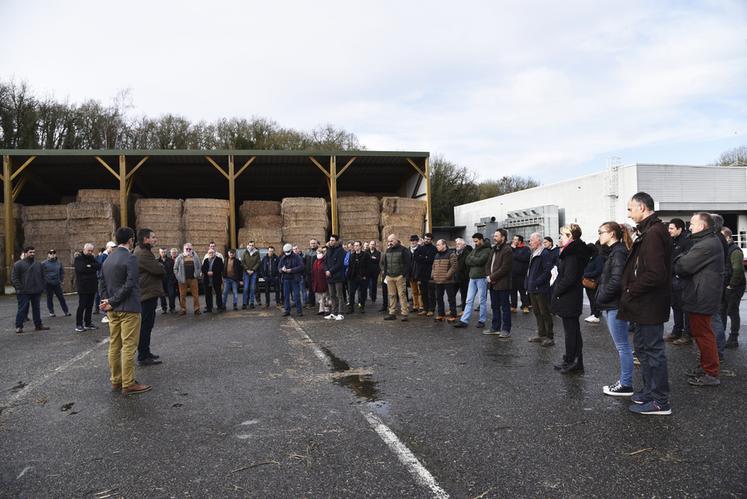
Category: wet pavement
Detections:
[{"x1": 1, "y1": 293, "x2": 746, "y2": 498}]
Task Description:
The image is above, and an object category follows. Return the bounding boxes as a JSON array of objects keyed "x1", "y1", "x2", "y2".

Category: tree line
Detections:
[{"x1": 1, "y1": 78, "x2": 538, "y2": 225}]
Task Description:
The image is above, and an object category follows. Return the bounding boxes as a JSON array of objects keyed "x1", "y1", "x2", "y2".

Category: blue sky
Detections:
[{"x1": 1, "y1": 0, "x2": 745, "y2": 183}]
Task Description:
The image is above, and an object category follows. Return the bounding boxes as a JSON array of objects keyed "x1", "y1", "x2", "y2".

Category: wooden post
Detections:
[
  {"x1": 228, "y1": 155, "x2": 237, "y2": 250},
  {"x1": 118, "y1": 155, "x2": 128, "y2": 227},
  {"x1": 3, "y1": 155, "x2": 13, "y2": 282},
  {"x1": 329, "y1": 156, "x2": 338, "y2": 235},
  {"x1": 424, "y1": 156, "x2": 432, "y2": 232}
]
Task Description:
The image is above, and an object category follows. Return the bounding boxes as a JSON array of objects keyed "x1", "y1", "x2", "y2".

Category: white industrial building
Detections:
[{"x1": 454, "y1": 164, "x2": 747, "y2": 247}]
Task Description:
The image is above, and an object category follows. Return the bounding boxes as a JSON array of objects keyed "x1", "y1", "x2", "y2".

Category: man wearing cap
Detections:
[
  {"x1": 42, "y1": 249, "x2": 70, "y2": 317},
  {"x1": 12, "y1": 246, "x2": 50, "y2": 334},
  {"x1": 279, "y1": 243, "x2": 305, "y2": 317}
]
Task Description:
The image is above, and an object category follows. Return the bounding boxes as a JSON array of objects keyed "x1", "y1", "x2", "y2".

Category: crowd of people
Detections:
[{"x1": 9, "y1": 192, "x2": 744, "y2": 411}]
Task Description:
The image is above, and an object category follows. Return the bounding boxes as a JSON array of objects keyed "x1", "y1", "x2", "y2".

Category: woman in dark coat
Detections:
[
  {"x1": 595, "y1": 222, "x2": 633, "y2": 396},
  {"x1": 551, "y1": 224, "x2": 590, "y2": 374}
]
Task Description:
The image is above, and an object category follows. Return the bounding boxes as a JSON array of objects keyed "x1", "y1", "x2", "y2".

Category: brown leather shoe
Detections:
[
  {"x1": 194, "y1": 310, "x2": 201, "y2": 316},
  {"x1": 35, "y1": 325, "x2": 50, "y2": 331},
  {"x1": 179, "y1": 310, "x2": 186, "y2": 316},
  {"x1": 435, "y1": 316, "x2": 445, "y2": 322},
  {"x1": 426, "y1": 312, "x2": 434, "y2": 317},
  {"x1": 111, "y1": 383, "x2": 122, "y2": 391},
  {"x1": 446, "y1": 316, "x2": 457, "y2": 323},
  {"x1": 417, "y1": 311, "x2": 427, "y2": 316},
  {"x1": 122, "y1": 382, "x2": 152, "y2": 396}
]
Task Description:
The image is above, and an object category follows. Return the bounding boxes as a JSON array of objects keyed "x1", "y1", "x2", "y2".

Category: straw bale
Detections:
[
  {"x1": 0, "y1": 203, "x2": 23, "y2": 222},
  {"x1": 22, "y1": 205, "x2": 67, "y2": 222},
  {"x1": 238, "y1": 228, "x2": 282, "y2": 249},
  {"x1": 282, "y1": 213, "x2": 330, "y2": 229},
  {"x1": 135, "y1": 198, "x2": 183, "y2": 215},
  {"x1": 183, "y1": 198, "x2": 229, "y2": 212},
  {"x1": 337, "y1": 191, "x2": 368, "y2": 197},
  {"x1": 281, "y1": 197, "x2": 327, "y2": 213},
  {"x1": 66, "y1": 202, "x2": 115, "y2": 220},
  {"x1": 336, "y1": 196, "x2": 380, "y2": 213},
  {"x1": 183, "y1": 213, "x2": 229, "y2": 227},
  {"x1": 380, "y1": 197, "x2": 427, "y2": 215},
  {"x1": 239, "y1": 200, "x2": 281, "y2": 220},
  {"x1": 244, "y1": 214, "x2": 283, "y2": 228},
  {"x1": 339, "y1": 212, "x2": 380, "y2": 226},
  {"x1": 339, "y1": 225, "x2": 380, "y2": 243},
  {"x1": 381, "y1": 224, "x2": 425, "y2": 241},
  {"x1": 380, "y1": 212, "x2": 426, "y2": 227},
  {"x1": 76, "y1": 189, "x2": 121, "y2": 205}
]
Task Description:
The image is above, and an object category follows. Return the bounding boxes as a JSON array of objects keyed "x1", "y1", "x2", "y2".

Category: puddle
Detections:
[{"x1": 319, "y1": 346, "x2": 380, "y2": 402}]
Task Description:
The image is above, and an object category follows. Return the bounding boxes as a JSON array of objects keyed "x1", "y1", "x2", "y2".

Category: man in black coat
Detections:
[
  {"x1": 454, "y1": 238, "x2": 473, "y2": 310},
  {"x1": 346, "y1": 241, "x2": 371, "y2": 313},
  {"x1": 74, "y1": 243, "x2": 101, "y2": 332},
  {"x1": 201, "y1": 248, "x2": 224, "y2": 312},
  {"x1": 674, "y1": 213, "x2": 724, "y2": 387},
  {"x1": 158, "y1": 248, "x2": 178, "y2": 314},
  {"x1": 510, "y1": 235, "x2": 531, "y2": 313},
  {"x1": 11, "y1": 246, "x2": 49, "y2": 334},
  {"x1": 618, "y1": 192, "x2": 673, "y2": 416},
  {"x1": 367, "y1": 240, "x2": 382, "y2": 304},
  {"x1": 667, "y1": 218, "x2": 693, "y2": 344},
  {"x1": 414, "y1": 233, "x2": 438, "y2": 316}
]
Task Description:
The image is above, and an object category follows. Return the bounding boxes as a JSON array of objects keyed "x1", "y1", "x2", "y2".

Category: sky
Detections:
[{"x1": 1, "y1": 0, "x2": 746, "y2": 184}]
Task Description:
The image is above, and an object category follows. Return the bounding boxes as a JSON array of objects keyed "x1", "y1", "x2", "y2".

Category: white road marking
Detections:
[
  {"x1": 4, "y1": 338, "x2": 110, "y2": 405},
  {"x1": 16, "y1": 466, "x2": 32, "y2": 480},
  {"x1": 289, "y1": 319, "x2": 449, "y2": 499}
]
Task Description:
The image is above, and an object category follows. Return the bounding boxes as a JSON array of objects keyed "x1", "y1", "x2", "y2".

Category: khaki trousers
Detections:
[
  {"x1": 178, "y1": 278, "x2": 200, "y2": 312},
  {"x1": 107, "y1": 311, "x2": 142, "y2": 388},
  {"x1": 387, "y1": 275, "x2": 409, "y2": 317},
  {"x1": 409, "y1": 278, "x2": 423, "y2": 310}
]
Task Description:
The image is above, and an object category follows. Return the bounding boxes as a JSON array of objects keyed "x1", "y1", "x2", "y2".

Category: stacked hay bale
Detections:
[
  {"x1": 238, "y1": 200, "x2": 282, "y2": 249},
  {"x1": 281, "y1": 197, "x2": 329, "y2": 245},
  {"x1": 183, "y1": 198, "x2": 229, "y2": 254},
  {"x1": 380, "y1": 197, "x2": 427, "y2": 241},
  {"x1": 76, "y1": 189, "x2": 121, "y2": 206},
  {"x1": 66, "y1": 202, "x2": 117, "y2": 261},
  {"x1": 337, "y1": 196, "x2": 381, "y2": 244},
  {"x1": 135, "y1": 199, "x2": 184, "y2": 255},
  {"x1": 22, "y1": 205, "x2": 71, "y2": 265},
  {"x1": 0, "y1": 203, "x2": 24, "y2": 287}
]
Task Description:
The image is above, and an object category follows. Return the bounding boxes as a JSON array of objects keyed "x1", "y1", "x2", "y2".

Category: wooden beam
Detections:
[
  {"x1": 12, "y1": 176, "x2": 27, "y2": 201},
  {"x1": 424, "y1": 157, "x2": 432, "y2": 233},
  {"x1": 95, "y1": 156, "x2": 120, "y2": 180},
  {"x1": 10, "y1": 156, "x2": 35, "y2": 182},
  {"x1": 309, "y1": 156, "x2": 331, "y2": 178},
  {"x1": 411, "y1": 174, "x2": 423, "y2": 198},
  {"x1": 335, "y1": 157, "x2": 356, "y2": 179},
  {"x1": 406, "y1": 157, "x2": 425, "y2": 178},
  {"x1": 228, "y1": 155, "x2": 237, "y2": 250},
  {"x1": 329, "y1": 156, "x2": 338, "y2": 235},
  {"x1": 118, "y1": 155, "x2": 128, "y2": 227},
  {"x1": 235, "y1": 156, "x2": 256, "y2": 179},
  {"x1": 125, "y1": 156, "x2": 149, "y2": 181},
  {"x1": 3, "y1": 155, "x2": 14, "y2": 281},
  {"x1": 205, "y1": 156, "x2": 229, "y2": 180},
  {"x1": 126, "y1": 176, "x2": 135, "y2": 196}
]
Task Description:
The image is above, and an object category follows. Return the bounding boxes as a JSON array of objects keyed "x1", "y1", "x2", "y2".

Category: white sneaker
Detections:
[
  {"x1": 101, "y1": 316, "x2": 110, "y2": 323},
  {"x1": 324, "y1": 314, "x2": 335, "y2": 320},
  {"x1": 584, "y1": 315, "x2": 600, "y2": 324},
  {"x1": 334, "y1": 314, "x2": 344, "y2": 321}
]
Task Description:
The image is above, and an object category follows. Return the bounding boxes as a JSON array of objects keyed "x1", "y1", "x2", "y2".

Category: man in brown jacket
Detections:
[
  {"x1": 618, "y1": 192, "x2": 672, "y2": 416},
  {"x1": 486, "y1": 229, "x2": 513, "y2": 337},
  {"x1": 134, "y1": 229, "x2": 165, "y2": 366},
  {"x1": 430, "y1": 239, "x2": 458, "y2": 322}
]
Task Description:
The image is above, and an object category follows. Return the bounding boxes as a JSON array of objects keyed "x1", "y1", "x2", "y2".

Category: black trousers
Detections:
[
  {"x1": 369, "y1": 272, "x2": 379, "y2": 302},
  {"x1": 76, "y1": 292, "x2": 95, "y2": 327},
  {"x1": 721, "y1": 285, "x2": 745, "y2": 335},
  {"x1": 138, "y1": 297, "x2": 158, "y2": 361},
  {"x1": 561, "y1": 315, "x2": 583, "y2": 365},
  {"x1": 347, "y1": 278, "x2": 368, "y2": 309},
  {"x1": 420, "y1": 280, "x2": 436, "y2": 312},
  {"x1": 457, "y1": 281, "x2": 469, "y2": 308},
  {"x1": 381, "y1": 281, "x2": 388, "y2": 309},
  {"x1": 46, "y1": 283, "x2": 69, "y2": 314},
  {"x1": 510, "y1": 276, "x2": 529, "y2": 308},
  {"x1": 585, "y1": 287, "x2": 600, "y2": 317},
  {"x1": 264, "y1": 277, "x2": 280, "y2": 305},
  {"x1": 204, "y1": 282, "x2": 223, "y2": 311},
  {"x1": 435, "y1": 283, "x2": 456, "y2": 317},
  {"x1": 160, "y1": 280, "x2": 177, "y2": 311}
]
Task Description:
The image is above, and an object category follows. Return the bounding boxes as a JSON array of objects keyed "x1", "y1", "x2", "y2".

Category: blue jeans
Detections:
[
  {"x1": 223, "y1": 278, "x2": 239, "y2": 307},
  {"x1": 460, "y1": 278, "x2": 488, "y2": 324},
  {"x1": 242, "y1": 272, "x2": 257, "y2": 305},
  {"x1": 711, "y1": 313, "x2": 726, "y2": 359},
  {"x1": 16, "y1": 293, "x2": 42, "y2": 328},
  {"x1": 490, "y1": 289, "x2": 511, "y2": 332},
  {"x1": 283, "y1": 278, "x2": 302, "y2": 313},
  {"x1": 632, "y1": 323, "x2": 669, "y2": 405},
  {"x1": 603, "y1": 309, "x2": 633, "y2": 387}
]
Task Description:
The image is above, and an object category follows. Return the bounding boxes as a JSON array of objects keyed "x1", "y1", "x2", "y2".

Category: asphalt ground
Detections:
[{"x1": 1, "y1": 290, "x2": 745, "y2": 498}]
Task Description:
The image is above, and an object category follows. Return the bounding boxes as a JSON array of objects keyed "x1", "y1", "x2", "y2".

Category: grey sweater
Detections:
[{"x1": 99, "y1": 247, "x2": 142, "y2": 313}]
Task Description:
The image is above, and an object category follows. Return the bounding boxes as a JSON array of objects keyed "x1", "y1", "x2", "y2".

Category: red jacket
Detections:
[{"x1": 311, "y1": 258, "x2": 328, "y2": 293}]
